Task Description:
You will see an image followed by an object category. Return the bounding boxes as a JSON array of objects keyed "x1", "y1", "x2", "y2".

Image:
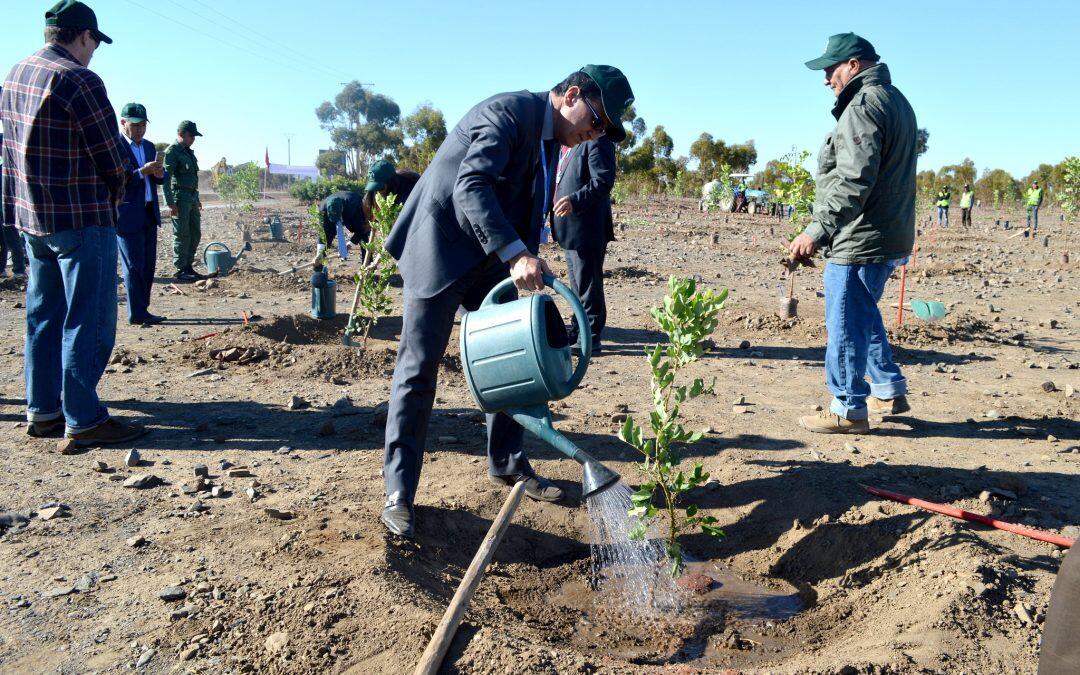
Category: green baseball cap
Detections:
[
  {"x1": 365, "y1": 159, "x2": 396, "y2": 192},
  {"x1": 579, "y1": 65, "x2": 634, "y2": 143},
  {"x1": 121, "y1": 102, "x2": 148, "y2": 123},
  {"x1": 177, "y1": 120, "x2": 202, "y2": 136},
  {"x1": 805, "y1": 32, "x2": 880, "y2": 70},
  {"x1": 45, "y1": 0, "x2": 112, "y2": 45}
]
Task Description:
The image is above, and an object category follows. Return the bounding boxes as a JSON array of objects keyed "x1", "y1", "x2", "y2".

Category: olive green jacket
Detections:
[
  {"x1": 805, "y1": 64, "x2": 917, "y2": 265},
  {"x1": 163, "y1": 142, "x2": 200, "y2": 206}
]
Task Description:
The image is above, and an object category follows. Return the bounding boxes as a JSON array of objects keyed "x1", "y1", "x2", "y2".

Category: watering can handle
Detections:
[
  {"x1": 481, "y1": 273, "x2": 591, "y2": 391},
  {"x1": 202, "y1": 241, "x2": 230, "y2": 262}
]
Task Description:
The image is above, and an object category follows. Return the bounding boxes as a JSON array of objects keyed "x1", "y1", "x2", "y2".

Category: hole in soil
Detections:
[
  {"x1": 544, "y1": 560, "x2": 803, "y2": 669},
  {"x1": 252, "y1": 314, "x2": 349, "y2": 345}
]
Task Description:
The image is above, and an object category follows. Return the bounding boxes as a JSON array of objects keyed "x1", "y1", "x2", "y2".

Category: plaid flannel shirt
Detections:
[{"x1": 1, "y1": 44, "x2": 127, "y2": 236}]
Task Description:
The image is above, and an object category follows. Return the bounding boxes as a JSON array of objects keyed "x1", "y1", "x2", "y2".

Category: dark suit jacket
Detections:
[
  {"x1": 552, "y1": 138, "x2": 616, "y2": 252},
  {"x1": 384, "y1": 91, "x2": 551, "y2": 298},
  {"x1": 117, "y1": 136, "x2": 163, "y2": 233},
  {"x1": 319, "y1": 190, "x2": 368, "y2": 244}
]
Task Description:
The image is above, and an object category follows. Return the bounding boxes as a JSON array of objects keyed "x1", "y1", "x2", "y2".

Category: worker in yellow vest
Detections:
[
  {"x1": 1025, "y1": 181, "x2": 1044, "y2": 234},
  {"x1": 936, "y1": 185, "x2": 951, "y2": 227},
  {"x1": 959, "y1": 184, "x2": 975, "y2": 226}
]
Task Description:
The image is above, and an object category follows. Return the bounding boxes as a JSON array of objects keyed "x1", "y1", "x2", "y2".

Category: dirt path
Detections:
[{"x1": 0, "y1": 197, "x2": 1077, "y2": 674}]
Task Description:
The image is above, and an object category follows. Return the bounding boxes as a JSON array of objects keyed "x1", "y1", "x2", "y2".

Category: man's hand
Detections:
[
  {"x1": 788, "y1": 232, "x2": 818, "y2": 261},
  {"x1": 169, "y1": 205, "x2": 178, "y2": 217},
  {"x1": 553, "y1": 196, "x2": 574, "y2": 218},
  {"x1": 139, "y1": 161, "x2": 164, "y2": 178},
  {"x1": 508, "y1": 252, "x2": 551, "y2": 292}
]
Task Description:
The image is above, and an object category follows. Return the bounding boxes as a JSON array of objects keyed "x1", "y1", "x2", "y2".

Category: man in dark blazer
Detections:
[
  {"x1": 380, "y1": 65, "x2": 635, "y2": 537},
  {"x1": 116, "y1": 102, "x2": 165, "y2": 324},
  {"x1": 552, "y1": 136, "x2": 617, "y2": 352}
]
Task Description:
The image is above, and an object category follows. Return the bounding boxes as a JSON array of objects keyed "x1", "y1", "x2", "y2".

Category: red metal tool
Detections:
[
  {"x1": 860, "y1": 484, "x2": 1075, "y2": 548},
  {"x1": 192, "y1": 331, "x2": 220, "y2": 341}
]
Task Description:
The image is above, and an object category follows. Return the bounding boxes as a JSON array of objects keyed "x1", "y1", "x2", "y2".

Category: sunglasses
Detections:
[{"x1": 581, "y1": 96, "x2": 606, "y2": 133}]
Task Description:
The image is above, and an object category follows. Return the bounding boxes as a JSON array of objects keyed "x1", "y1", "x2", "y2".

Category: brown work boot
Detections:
[
  {"x1": 27, "y1": 418, "x2": 65, "y2": 438},
  {"x1": 867, "y1": 395, "x2": 911, "y2": 415},
  {"x1": 798, "y1": 411, "x2": 870, "y2": 434},
  {"x1": 66, "y1": 418, "x2": 147, "y2": 448}
]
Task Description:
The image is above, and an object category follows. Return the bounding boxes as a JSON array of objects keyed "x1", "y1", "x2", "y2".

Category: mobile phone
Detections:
[{"x1": 155, "y1": 150, "x2": 165, "y2": 163}]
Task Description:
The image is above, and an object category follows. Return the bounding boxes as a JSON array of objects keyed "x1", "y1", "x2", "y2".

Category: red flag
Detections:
[{"x1": 265, "y1": 147, "x2": 270, "y2": 168}]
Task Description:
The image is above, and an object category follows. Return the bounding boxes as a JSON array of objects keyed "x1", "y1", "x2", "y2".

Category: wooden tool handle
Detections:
[{"x1": 414, "y1": 481, "x2": 527, "y2": 675}]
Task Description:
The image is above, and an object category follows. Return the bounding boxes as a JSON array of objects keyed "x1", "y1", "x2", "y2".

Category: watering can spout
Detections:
[{"x1": 582, "y1": 458, "x2": 620, "y2": 498}]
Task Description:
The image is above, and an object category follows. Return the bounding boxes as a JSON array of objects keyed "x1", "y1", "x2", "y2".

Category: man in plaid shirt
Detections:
[{"x1": 1, "y1": 0, "x2": 146, "y2": 447}]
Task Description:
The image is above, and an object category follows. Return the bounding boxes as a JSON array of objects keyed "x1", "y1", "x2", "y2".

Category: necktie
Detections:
[{"x1": 556, "y1": 145, "x2": 570, "y2": 186}]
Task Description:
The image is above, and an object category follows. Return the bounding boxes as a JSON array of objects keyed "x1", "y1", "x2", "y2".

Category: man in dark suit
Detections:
[
  {"x1": 116, "y1": 102, "x2": 165, "y2": 324},
  {"x1": 551, "y1": 137, "x2": 617, "y2": 353},
  {"x1": 380, "y1": 65, "x2": 634, "y2": 537}
]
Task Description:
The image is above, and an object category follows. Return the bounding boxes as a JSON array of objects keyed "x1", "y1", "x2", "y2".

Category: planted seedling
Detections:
[
  {"x1": 618, "y1": 276, "x2": 728, "y2": 576},
  {"x1": 770, "y1": 150, "x2": 816, "y2": 318},
  {"x1": 345, "y1": 193, "x2": 401, "y2": 348}
]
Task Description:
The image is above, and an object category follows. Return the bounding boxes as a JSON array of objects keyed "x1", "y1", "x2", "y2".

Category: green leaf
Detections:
[
  {"x1": 702, "y1": 524, "x2": 726, "y2": 539},
  {"x1": 686, "y1": 504, "x2": 698, "y2": 517}
]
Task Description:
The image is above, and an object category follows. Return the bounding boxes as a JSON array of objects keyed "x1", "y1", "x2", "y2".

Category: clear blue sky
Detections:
[{"x1": 3, "y1": 0, "x2": 1077, "y2": 178}]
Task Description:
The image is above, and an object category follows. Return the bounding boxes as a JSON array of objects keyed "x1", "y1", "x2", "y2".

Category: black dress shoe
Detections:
[
  {"x1": 174, "y1": 270, "x2": 198, "y2": 283},
  {"x1": 489, "y1": 472, "x2": 564, "y2": 502},
  {"x1": 130, "y1": 313, "x2": 167, "y2": 325},
  {"x1": 381, "y1": 501, "x2": 415, "y2": 538}
]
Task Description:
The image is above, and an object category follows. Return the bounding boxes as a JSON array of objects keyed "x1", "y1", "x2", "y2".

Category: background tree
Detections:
[
  {"x1": 937, "y1": 158, "x2": 977, "y2": 190},
  {"x1": 1054, "y1": 156, "x2": 1080, "y2": 221},
  {"x1": 316, "y1": 81, "x2": 403, "y2": 178},
  {"x1": 975, "y1": 168, "x2": 1020, "y2": 207},
  {"x1": 398, "y1": 103, "x2": 447, "y2": 173},
  {"x1": 915, "y1": 127, "x2": 930, "y2": 157},
  {"x1": 690, "y1": 134, "x2": 758, "y2": 179},
  {"x1": 315, "y1": 149, "x2": 347, "y2": 178}
]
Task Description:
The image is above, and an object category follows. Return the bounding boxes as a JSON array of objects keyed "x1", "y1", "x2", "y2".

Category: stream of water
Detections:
[{"x1": 584, "y1": 480, "x2": 681, "y2": 614}]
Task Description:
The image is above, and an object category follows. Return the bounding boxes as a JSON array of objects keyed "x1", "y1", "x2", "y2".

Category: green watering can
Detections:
[
  {"x1": 203, "y1": 241, "x2": 251, "y2": 276},
  {"x1": 910, "y1": 299, "x2": 947, "y2": 322},
  {"x1": 460, "y1": 274, "x2": 619, "y2": 498}
]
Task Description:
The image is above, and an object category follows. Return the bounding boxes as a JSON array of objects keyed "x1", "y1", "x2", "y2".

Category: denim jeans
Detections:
[
  {"x1": 1027, "y1": 205, "x2": 1039, "y2": 232},
  {"x1": 823, "y1": 261, "x2": 907, "y2": 421},
  {"x1": 937, "y1": 206, "x2": 949, "y2": 226},
  {"x1": 23, "y1": 226, "x2": 118, "y2": 433},
  {"x1": 1, "y1": 226, "x2": 26, "y2": 275}
]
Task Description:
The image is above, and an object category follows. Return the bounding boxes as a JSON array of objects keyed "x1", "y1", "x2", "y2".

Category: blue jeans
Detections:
[
  {"x1": 1027, "y1": 205, "x2": 1039, "y2": 232},
  {"x1": 937, "y1": 206, "x2": 949, "y2": 226},
  {"x1": 824, "y1": 261, "x2": 907, "y2": 421},
  {"x1": 1, "y1": 226, "x2": 26, "y2": 275},
  {"x1": 24, "y1": 226, "x2": 118, "y2": 433}
]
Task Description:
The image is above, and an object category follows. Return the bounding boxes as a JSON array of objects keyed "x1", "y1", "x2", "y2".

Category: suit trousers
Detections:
[
  {"x1": 117, "y1": 203, "x2": 158, "y2": 322},
  {"x1": 383, "y1": 257, "x2": 527, "y2": 505},
  {"x1": 565, "y1": 247, "x2": 607, "y2": 342}
]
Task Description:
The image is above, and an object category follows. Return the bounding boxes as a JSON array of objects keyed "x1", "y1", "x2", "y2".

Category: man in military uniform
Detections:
[{"x1": 163, "y1": 120, "x2": 203, "y2": 281}]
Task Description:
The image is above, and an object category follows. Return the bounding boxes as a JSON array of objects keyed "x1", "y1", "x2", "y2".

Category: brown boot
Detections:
[
  {"x1": 66, "y1": 418, "x2": 147, "y2": 448},
  {"x1": 798, "y1": 411, "x2": 870, "y2": 434},
  {"x1": 27, "y1": 418, "x2": 65, "y2": 438},
  {"x1": 867, "y1": 395, "x2": 911, "y2": 415}
]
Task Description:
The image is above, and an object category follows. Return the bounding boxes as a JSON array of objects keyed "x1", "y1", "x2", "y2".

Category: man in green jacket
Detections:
[
  {"x1": 790, "y1": 33, "x2": 916, "y2": 434},
  {"x1": 163, "y1": 120, "x2": 203, "y2": 281},
  {"x1": 936, "y1": 185, "x2": 951, "y2": 227},
  {"x1": 1025, "y1": 180, "x2": 1043, "y2": 234},
  {"x1": 960, "y1": 184, "x2": 975, "y2": 226}
]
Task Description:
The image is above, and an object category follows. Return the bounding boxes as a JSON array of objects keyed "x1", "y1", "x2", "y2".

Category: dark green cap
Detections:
[
  {"x1": 365, "y1": 159, "x2": 395, "y2": 192},
  {"x1": 805, "y1": 32, "x2": 880, "y2": 70},
  {"x1": 579, "y1": 64, "x2": 634, "y2": 143},
  {"x1": 177, "y1": 120, "x2": 202, "y2": 136},
  {"x1": 45, "y1": 0, "x2": 112, "y2": 45},
  {"x1": 121, "y1": 102, "x2": 147, "y2": 123}
]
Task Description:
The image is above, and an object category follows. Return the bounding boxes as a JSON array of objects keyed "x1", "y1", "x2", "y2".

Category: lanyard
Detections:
[{"x1": 540, "y1": 140, "x2": 550, "y2": 218}]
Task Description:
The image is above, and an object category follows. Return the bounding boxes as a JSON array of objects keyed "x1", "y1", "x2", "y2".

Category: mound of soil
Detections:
[
  {"x1": 254, "y1": 314, "x2": 350, "y2": 345},
  {"x1": 890, "y1": 312, "x2": 1024, "y2": 347}
]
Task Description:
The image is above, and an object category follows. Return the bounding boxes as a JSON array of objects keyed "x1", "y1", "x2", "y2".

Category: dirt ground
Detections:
[{"x1": 0, "y1": 195, "x2": 1077, "y2": 674}]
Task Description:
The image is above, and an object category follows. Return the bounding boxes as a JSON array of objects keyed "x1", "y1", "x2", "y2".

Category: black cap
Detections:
[
  {"x1": 45, "y1": 1, "x2": 112, "y2": 45},
  {"x1": 579, "y1": 65, "x2": 634, "y2": 143}
]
